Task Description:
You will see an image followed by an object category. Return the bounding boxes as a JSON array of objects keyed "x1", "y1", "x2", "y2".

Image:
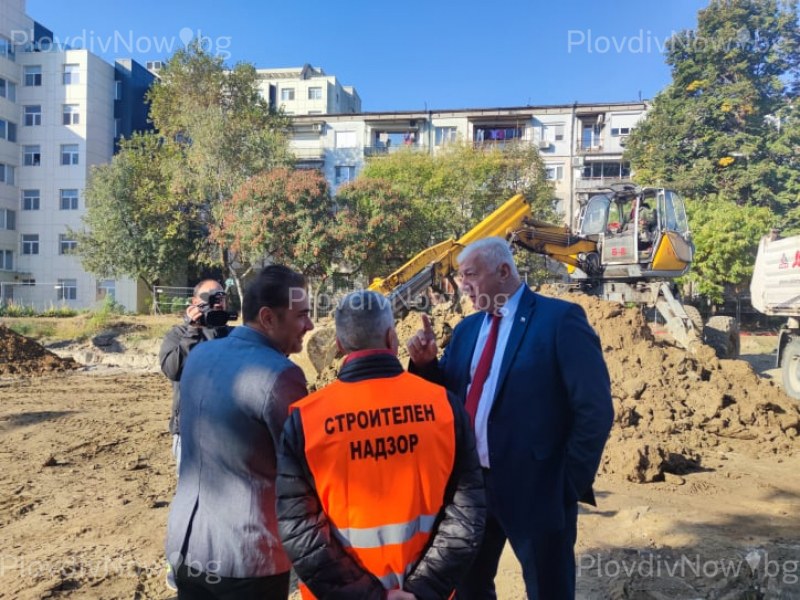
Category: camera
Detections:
[{"x1": 196, "y1": 290, "x2": 238, "y2": 327}]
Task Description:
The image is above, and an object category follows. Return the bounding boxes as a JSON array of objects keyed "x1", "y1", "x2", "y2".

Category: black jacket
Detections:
[
  {"x1": 159, "y1": 323, "x2": 233, "y2": 434},
  {"x1": 276, "y1": 353, "x2": 486, "y2": 600}
]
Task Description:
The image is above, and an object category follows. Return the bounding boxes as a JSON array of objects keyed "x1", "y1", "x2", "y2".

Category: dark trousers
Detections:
[
  {"x1": 456, "y1": 469, "x2": 578, "y2": 600},
  {"x1": 175, "y1": 565, "x2": 290, "y2": 600}
]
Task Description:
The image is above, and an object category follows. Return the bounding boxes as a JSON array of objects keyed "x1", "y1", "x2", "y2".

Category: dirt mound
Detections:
[
  {"x1": 309, "y1": 287, "x2": 800, "y2": 484},
  {"x1": 540, "y1": 286, "x2": 799, "y2": 483},
  {"x1": 0, "y1": 325, "x2": 79, "y2": 376}
]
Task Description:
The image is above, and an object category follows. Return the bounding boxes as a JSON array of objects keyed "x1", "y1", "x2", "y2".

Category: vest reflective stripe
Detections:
[
  {"x1": 333, "y1": 513, "x2": 438, "y2": 549},
  {"x1": 293, "y1": 372, "x2": 455, "y2": 599}
]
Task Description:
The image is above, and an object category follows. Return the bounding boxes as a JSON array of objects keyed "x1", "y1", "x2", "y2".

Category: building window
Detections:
[
  {"x1": 0, "y1": 250, "x2": 12, "y2": 271},
  {"x1": 545, "y1": 165, "x2": 564, "y2": 180},
  {"x1": 0, "y1": 78, "x2": 17, "y2": 101},
  {"x1": 63, "y1": 104, "x2": 80, "y2": 125},
  {"x1": 63, "y1": 64, "x2": 80, "y2": 85},
  {"x1": 334, "y1": 130, "x2": 357, "y2": 149},
  {"x1": 24, "y1": 65, "x2": 42, "y2": 86},
  {"x1": 57, "y1": 279, "x2": 77, "y2": 301},
  {"x1": 24, "y1": 105, "x2": 42, "y2": 126},
  {"x1": 0, "y1": 35, "x2": 15, "y2": 61},
  {"x1": 582, "y1": 161, "x2": 631, "y2": 179},
  {"x1": 59, "y1": 234, "x2": 77, "y2": 255},
  {"x1": 435, "y1": 126, "x2": 458, "y2": 146},
  {"x1": 60, "y1": 189, "x2": 79, "y2": 210},
  {"x1": 22, "y1": 189, "x2": 40, "y2": 211},
  {"x1": 96, "y1": 279, "x2": 115, "y2": 301},
  {"x1": 610, "y1": 127, "x2": 632, "y2": 136},
  {"x1": 61, "y1": 144, "x2": 79, "y2": 165},
  {"x1": 280, "y1": 87, "x2": 295, "y2": 101},
  {"x1": 474, "y1": 127, "x2": 523, "y2": 143},
  {"x1": 114, "y1": 80, "x2": 122, "y2": 100},
  {"x1": 308, "y1": 86, "x2": 322, "y2": 100},
  {"x1": 114, "y1": 118, "x2": 121, "y2": 138},
  {"x1": 22, "y1": 234, "x2": 39, "y2": 255},
  {"x1": 0, "y1": 164, "x2": 15, "y2": 185},
  {"x1": 23, "y1": 145, "x2": 41, "y2": 166},
  {"x1": 0, "y1": 209, "x2": 16, "y2": 230},
  {"x1": 0, "y1": 119, "x2": 17, "y2": 141},
  {"x1": 335, "y1": 165, "x2": 355, "y2": 185}
]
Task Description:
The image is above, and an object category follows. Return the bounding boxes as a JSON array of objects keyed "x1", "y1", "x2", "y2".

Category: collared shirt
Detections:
[{"x1": 468, "y1": 283, "x2": 525, "y2": 468}]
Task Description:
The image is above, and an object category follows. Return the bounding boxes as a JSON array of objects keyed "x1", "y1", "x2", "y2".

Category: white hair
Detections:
[
  {"x1": 457, "y1": 237, "x2": 519, "y2": 278},
  {"x1": 334, "y1": 290, "x2": 394, "y2": 352}
]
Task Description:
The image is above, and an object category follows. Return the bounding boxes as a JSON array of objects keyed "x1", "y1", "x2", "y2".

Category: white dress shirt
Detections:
[{"x1": 468, "y1": 283, "x2": 525, "y2": 468}]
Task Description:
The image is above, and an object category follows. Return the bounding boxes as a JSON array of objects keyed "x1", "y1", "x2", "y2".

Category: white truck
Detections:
[{"x1": 750, "y1": 232, "x2": 800, "y2": 400}]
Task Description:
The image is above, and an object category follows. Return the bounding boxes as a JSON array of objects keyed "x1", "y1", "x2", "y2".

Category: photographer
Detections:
[{"x1": 159, "y1": 279, "x2": 236, "y2": 471}]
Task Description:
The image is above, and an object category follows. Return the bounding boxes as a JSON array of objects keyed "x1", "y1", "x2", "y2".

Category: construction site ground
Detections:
[{"x1": 0, "y1": 296, "x2": 798, "y2": 599}]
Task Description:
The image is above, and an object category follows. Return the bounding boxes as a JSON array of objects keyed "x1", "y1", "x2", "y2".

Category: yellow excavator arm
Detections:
[{"x1": 367, "y1": 193, "x2": 596, "y2": 314}]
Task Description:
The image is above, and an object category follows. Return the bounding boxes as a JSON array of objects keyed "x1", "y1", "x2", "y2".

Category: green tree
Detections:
[
  {"x1": 74, "y1": 132, "x2": 192, "y2": 292},
  {"x1": 146, "y1": 41, "x2": 292, "y2": 285},
  {"x1": 626, "y1": 0, "x2": 799, "y2": 212},
  {"x1": 684, "y1": 197, "x2": 775, "y2": 302},
  {"x1": 209, "y1": 168, "x2": 334, "y2": 293},
  {"x1": 332, "y1": 179, "x2": 424, "y2": 282},
  {"x1": 359, "y1": 141, "x2": 556, "y2": 244}
]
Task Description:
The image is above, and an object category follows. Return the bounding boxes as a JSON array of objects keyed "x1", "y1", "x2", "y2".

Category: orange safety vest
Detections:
[{"x1": 292, "y1": 371, "x2": 456, "y2": 598}]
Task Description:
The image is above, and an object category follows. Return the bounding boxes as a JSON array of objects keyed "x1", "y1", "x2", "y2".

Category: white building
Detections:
[
  {"x1": 288, "y1": 102, "x2": 648, "y2": 225},
  {"x1": 0, "y1": 0, "x2": 154, "y2": 312},
  {"x1": 257, "y1": 64, "x2": 360, "y2": 116}
]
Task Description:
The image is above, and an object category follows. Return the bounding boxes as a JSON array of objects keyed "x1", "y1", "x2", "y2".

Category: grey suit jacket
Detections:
[{"x1": 165, "y1": 325, "x2": 308, "y2": 578}]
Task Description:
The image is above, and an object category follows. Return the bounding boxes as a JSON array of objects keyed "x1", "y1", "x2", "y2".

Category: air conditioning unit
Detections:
[
  {"x1": 619, "y1": 136, "x2": 628, "y2": 146},
  {"x1": 537, "y1": 140, "x2": 551, "y2": 150},
  {"x1": 571, "y1": 156, "x2": 585, "y2": 167},
  {"x1": 596, "y1": 113, "x2": 605, "y2": 125}
]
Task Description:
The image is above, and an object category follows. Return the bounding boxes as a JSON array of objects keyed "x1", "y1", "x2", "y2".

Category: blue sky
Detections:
[{"x1": 27, "y1": 0, "x2": 711, "y2": 111}]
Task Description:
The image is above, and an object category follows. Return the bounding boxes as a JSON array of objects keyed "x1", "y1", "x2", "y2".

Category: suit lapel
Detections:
[{"x1": 493, "y1": 288, "x2": 537, "y2": 405}]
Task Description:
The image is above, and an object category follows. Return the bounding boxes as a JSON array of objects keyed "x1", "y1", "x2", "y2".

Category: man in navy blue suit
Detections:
[{"x1": 408, "y1": 237, "x2": 613, "y2": 599}]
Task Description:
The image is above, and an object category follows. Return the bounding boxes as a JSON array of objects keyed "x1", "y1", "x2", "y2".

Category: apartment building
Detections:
[
  {"x1": 257, "y1": 64, "x2": 361, "y2": 116},
  {"x1": 288, "y1": 101, "x2": 648, "y2": 226},
  {"x1": 0, "y1": 0, "x2": 154, "y2": 311}
]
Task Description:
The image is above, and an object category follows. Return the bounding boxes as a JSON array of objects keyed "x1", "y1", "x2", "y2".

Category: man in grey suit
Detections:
[{"x1": 166, "y1": 265, "x2": 313, "y2": 599}]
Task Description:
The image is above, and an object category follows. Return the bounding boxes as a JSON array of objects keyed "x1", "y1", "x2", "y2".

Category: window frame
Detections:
[
  {"x1": 23, "y1": 145, "x2": 41, "y2": 167},
  {"x1": 22, "y1": 189, "x2": 40, "y2": 211},
  {"x1": 62, "y1": 104, "x2": 80, "y2": 126},
  {"x1": 22, "y1": 233, "x2": 39, "y2": 255},
  {"x1": 63, "y1": 64, "x2": 80, "y2": 85},
  {"x1": 59, "y1": 233, "x2": 78, "y2": 255},
  {"x1": 60, "y1": 144, "x2": 79, "y2": 166},
  {"x1": 57, "y1": 279, "x2": 78, "y2": 301},
  {"x1": 280, "y1": 87, "x2": 295, "y2": 101},
  {"x1": 24, "y1": 105, "x2": 42, "y2": 127},
  {"x1": 59, "y1": 189, "x2": 79, "y2": 210},
  {"x1": 24, "y1": 65, "x2": 42, "y2": 86},
  {"x1": 308, "y1": 86, "x2": 323, "y2": 100}
]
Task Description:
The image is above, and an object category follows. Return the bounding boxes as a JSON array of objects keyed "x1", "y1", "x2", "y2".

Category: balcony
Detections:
[
  {"x1": 363, "y1": 144, "x2": 422, "y2": 157},
  {"x1": 291, "y1": 146, "x2": 325, "y2": 161}
]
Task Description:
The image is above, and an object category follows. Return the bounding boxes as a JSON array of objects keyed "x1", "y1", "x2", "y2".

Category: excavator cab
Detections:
[{"x1": 577, "y1": 185, "x2": 693, "y2": 279}]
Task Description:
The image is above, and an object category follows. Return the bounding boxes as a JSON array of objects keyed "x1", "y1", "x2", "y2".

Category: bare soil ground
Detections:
[{"x1": 1, "y1": 306, "x2": 799, "y2": 599}]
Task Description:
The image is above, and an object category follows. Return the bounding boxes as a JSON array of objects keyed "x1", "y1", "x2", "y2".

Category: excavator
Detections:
[{"x1": 307, "y1": 185, "x2": 738, "y2": 372}]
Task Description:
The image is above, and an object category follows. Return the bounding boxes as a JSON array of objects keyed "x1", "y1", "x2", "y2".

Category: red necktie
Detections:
[{"x1": 465, "y1": 314, "x2": 502, "y2": 427}]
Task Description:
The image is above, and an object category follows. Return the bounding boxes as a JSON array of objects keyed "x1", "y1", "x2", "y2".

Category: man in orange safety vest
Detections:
[{"x1": 276, "y1": 290, "x2": 486, "y2": 599}]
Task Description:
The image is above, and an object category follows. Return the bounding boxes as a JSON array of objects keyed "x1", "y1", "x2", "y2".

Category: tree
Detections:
[
  {"x1": 332, "y1": 179, "x2": 424, "y2": 282},
  {"x1": 74, "y1": 132, "x2": 193, "y2": 291},
  {"x1": 358, "y1": 141, "x2": 556, "y2": 244},
  {"x1": 209, "y1": 168, "x2": 334, "y2": 295},
  {"x1": 146, "y1": 41, "x2": 292, "y2": 288},
  {"x1": 684, "y1": 196, "x2": 775, "y2": 302},
  {"x1": 626, "y1": 0, "x2": 800, "y2": 212}
]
